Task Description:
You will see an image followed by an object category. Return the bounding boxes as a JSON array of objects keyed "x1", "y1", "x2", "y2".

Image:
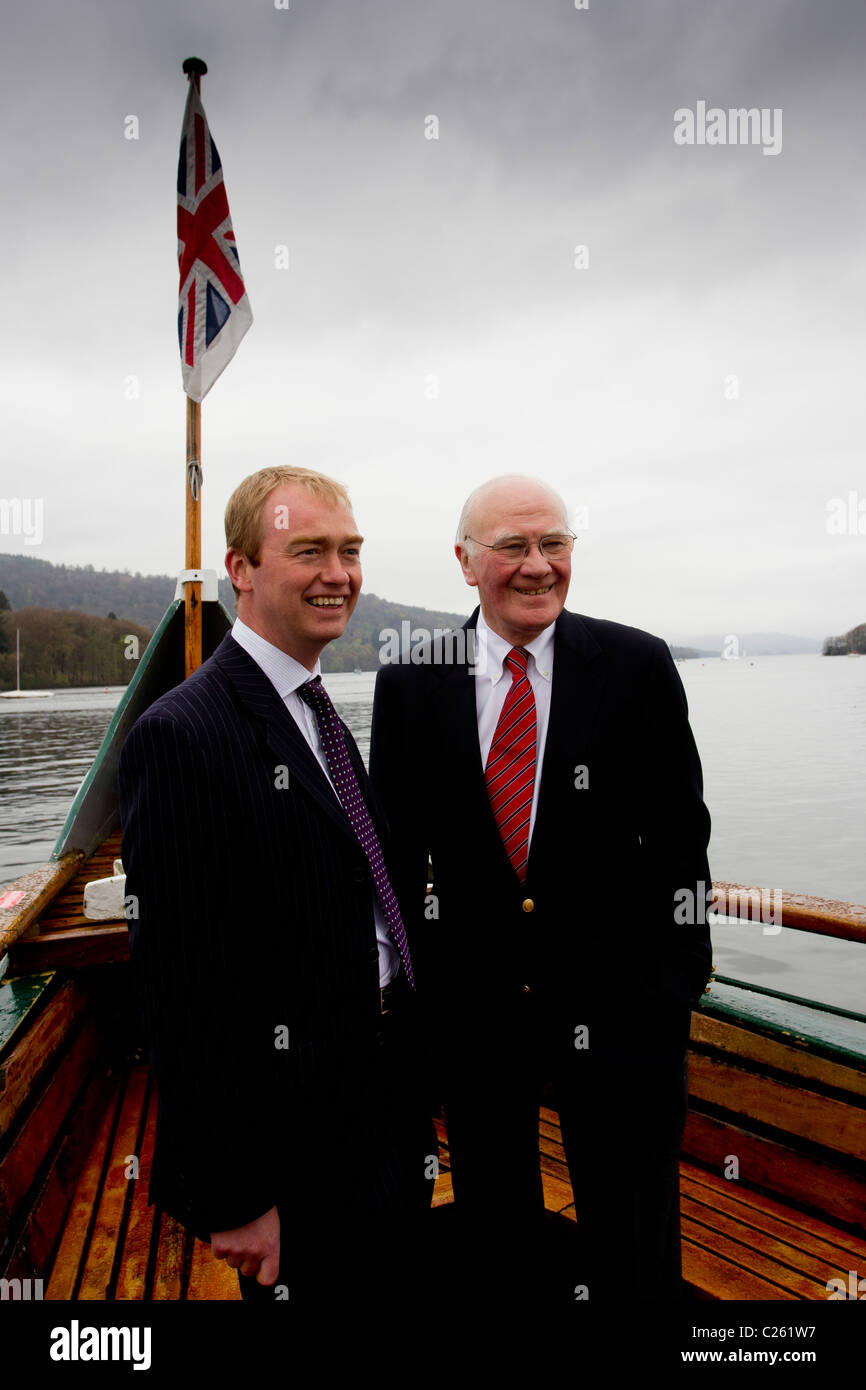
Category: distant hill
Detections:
[
  {"x1": 320, "y1": 593, "x2": 470, "y2": 671},
  {"x1": 675, "y1": 632, "x2": 822, "y2": 657},
  {"x1": 1, "y1": 554, "x2": 835, "y2": 672},
  {"x1": 0, "y1": 553, "x2": 228, "y2": 630},
  {"x1": 0, "y1": 554, "x2": 470, "y2": 675}
]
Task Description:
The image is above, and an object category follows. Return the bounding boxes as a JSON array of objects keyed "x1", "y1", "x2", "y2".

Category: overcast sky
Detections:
[{"x1": 1, "y1": 0, "x2": 863, "y2": 643}]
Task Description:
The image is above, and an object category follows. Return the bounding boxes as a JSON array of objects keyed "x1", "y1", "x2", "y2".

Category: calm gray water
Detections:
[{"x1": 1, "y1": 655, "x2": 864, "y2": 1009}]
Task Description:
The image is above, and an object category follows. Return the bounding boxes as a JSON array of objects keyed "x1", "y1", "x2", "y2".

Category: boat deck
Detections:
[
  {"x1": 3, "y1": 844, "x2": 865, "y2": 1302},
  {"x1": 41, "y1": 1058, "x2": 866, "y2": 1302},
  {"x1": 46, "y1": 1062, "x2": 235, "y2": 1301}
]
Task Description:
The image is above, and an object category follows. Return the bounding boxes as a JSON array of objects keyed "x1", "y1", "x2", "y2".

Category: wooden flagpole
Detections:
[{"x1": 182, "y1": 56, "x2": 207, "y2": 678}]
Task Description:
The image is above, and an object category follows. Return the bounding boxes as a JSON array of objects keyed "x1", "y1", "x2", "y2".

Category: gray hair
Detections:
[{"x1": 455, "y1": 474, "x2": 570, "y2": 547}]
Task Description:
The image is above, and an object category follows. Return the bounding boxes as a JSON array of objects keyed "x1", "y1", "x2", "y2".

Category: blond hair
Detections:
[{"x1": 224, "y1": 466, "x2": 352, "y2": 597}]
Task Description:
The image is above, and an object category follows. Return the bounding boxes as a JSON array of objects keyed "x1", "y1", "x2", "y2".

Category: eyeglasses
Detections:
[{"x1": 464, "y1": 532, "x2": 576, "y2": 562}]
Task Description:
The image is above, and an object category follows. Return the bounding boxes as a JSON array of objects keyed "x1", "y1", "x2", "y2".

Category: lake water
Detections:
[{"x1": 1, "y1": 654, "x2": 863, "y2": 1010}]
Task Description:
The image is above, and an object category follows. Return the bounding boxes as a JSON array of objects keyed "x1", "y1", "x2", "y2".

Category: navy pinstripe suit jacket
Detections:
[{"x1": 117, "y1": 633, "x2": 388, "y2": 1240}]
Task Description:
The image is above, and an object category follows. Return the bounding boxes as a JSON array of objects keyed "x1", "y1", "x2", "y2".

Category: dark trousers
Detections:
[
  {"x1": 237, "y1": 989, "x2": 435, "y2": 1308},
  {"x1": 437, "y1": 988, "x2": 689, "y2": 1307}
]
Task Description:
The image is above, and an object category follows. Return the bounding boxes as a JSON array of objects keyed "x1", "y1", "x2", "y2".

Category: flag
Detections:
[{"x1": 176, "y1": 83, "x2": 252, "y2": 402}]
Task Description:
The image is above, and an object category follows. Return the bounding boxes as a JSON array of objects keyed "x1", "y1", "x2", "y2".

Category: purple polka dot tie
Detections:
[{"x1": 297, "y1": 676, "x2": 415, "y2": 989}]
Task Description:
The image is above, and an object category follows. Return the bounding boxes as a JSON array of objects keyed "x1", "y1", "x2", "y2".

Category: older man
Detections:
[
  {"x1": 118, "y1": 465, "x2": 432, "y2": 1307},
  {"x1": 370, "y1": 474, "x2": 712, "y2": 1304}
]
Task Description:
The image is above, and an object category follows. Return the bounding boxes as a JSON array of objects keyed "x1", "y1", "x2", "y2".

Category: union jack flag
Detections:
[{"x1": 177, "y1": 83, "x2": 252, "y2": 402}]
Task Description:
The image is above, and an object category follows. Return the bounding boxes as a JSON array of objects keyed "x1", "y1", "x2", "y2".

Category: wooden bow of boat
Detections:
[
  {"x1": 0, "y1": 596, "x2": 235, "y2": 1297},
  {"x1": 0, "y1": 597, "x2": 233, "y2": 970}
]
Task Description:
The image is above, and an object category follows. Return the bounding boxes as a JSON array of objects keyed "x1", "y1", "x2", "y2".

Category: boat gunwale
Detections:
[
  {"x1": 712, "y1": 879, "x2": 866, "y2": 946},
  {"x1": 2, "y1": 872, "x2": 865, "y2": 964},
  {"x1": 0, "y1": 854, "x2": 84, "y2": 962}
]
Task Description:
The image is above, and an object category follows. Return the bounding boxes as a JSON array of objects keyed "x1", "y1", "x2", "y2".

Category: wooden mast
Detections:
[
  {"x1": 184, "y1": 389, "x2": 202, "y2": 678},
  {"x1": 182, "y1": 56, "x2": 207, "y2": 678}
]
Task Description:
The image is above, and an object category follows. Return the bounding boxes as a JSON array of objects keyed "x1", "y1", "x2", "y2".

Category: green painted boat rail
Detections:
[
  {"x1": 712, "y1": 972, "x2": 866, "y2": 1027},
  {"x1": 51, "y1": 599, "x2": 233, "y2": 864}
]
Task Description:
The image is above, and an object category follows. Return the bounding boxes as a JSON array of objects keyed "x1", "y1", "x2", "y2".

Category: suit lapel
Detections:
[
  {"x1": 212, "y1": 634, "x2": 359, "y2": 845},
  {"x1": 428, "y1": 612, "x2": 486, "y2": 777}
]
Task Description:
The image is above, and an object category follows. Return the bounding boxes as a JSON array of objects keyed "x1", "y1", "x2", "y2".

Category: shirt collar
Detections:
[
  {"x1": 231, "y1": 616, "x2": 321, "y2": 700},
  {"x1": 475, "y1": 610, "x2": 555, "y2": 685}
]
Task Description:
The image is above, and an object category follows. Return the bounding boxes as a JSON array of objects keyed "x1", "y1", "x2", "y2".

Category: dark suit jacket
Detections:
[
  {"x1": 117, "y1": 633, "x2": 388, "y2": 1241},
  {"x1": 369, "y1": 608, "x2": 713, "y2": 1060}
]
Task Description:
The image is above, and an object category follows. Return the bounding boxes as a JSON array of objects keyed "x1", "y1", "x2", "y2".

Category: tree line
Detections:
[
  {"x1": 0, "y1": 600, "x2": 152, "y2": 690},
  {"x1": 0, "y1": 587, "x2": 470, "y2": 686},
  {"x1": 822, "y1": 622, "x2": 866, "y2": 656}
]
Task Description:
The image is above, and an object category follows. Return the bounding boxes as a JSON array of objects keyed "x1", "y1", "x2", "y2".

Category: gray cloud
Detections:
[{"x1": 0, "y1": 0, "x2": 863, "y2": 640}]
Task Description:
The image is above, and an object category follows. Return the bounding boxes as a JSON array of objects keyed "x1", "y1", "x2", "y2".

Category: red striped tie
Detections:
[{"x1": 485, "y1": 647, "x2": 537, "y2": 882}]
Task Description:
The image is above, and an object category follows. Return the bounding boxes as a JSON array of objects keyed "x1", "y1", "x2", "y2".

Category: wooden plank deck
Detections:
[
  {"x1": 40, "y1": 1062, "x2": 866, "y2": 1302},
  {"x1": 45, "y1": 1063, "x2": 238, "y2": 1301}
]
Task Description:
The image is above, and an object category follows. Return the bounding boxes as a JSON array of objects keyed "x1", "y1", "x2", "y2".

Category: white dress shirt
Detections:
[
  {"x1": 231, "y1": 617, "x2": 399, "y2": 987},
  {"x1": 473, "y1": 610, "x2": 556, "y2": 849}
]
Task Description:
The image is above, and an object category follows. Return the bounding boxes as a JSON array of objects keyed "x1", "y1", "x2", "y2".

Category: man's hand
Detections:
[{"x1": 211, "y1": 1205, "x2": 280, "y2": 1285}]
